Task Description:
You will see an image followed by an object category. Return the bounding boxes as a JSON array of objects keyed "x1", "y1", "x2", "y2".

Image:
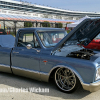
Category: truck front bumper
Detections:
[{"x1": 82, "y1": 80, "x2": 100, "y2": 92}]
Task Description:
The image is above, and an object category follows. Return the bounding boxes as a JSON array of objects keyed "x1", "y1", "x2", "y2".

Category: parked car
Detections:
[
  {"x1": 1, "y1": 18, "x2": 100, "y2": 93},
  {"x1": 83, "y1": 34, "x2": 100, "y2": 50},
  {"x1": 0, "y1": 29, "x2": 7, "y2": 35}
]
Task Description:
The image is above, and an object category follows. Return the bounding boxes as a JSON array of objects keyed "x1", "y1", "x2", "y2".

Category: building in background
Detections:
[
  {"x1": 0, "y1": 0, "x2": 100, "y2": 21},
  {"x1": 0, "y1": 0, "x2": 100, "y2": 35}
]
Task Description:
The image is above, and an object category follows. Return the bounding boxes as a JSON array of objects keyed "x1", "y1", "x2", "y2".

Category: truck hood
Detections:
[
  {"x1": 90, "y1": 52, "x2": 100, "y2": 64},
  {"x1": 52, "y1": 18, "x2": 100, "y2": 54}
]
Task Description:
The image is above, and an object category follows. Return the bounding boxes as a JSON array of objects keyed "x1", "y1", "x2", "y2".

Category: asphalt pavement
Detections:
[{"x1": 0, "y1": 72, "x2": 100, "y2": 100}]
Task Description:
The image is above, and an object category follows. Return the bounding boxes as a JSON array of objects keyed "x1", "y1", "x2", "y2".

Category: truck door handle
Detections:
[{"x1": 13, "y1": 52, "x2": 19, "y2": 54}]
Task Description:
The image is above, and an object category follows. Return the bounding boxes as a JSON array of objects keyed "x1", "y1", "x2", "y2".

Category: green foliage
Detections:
[
  {"x1": 57, "y1": 23, "x2": 63, "y2": 28},
  {"x1": 42, "y1": 21, "x2": 50, "y2": 27},
  {"x1": 67, "y1": 30, "x2": 71, "y2": 33},
  {"x1": 66, "y1": 22, "x2": 72, "y2": 24},
  {"x1": 24, "y1": 22, "x2": 33, "y2": 27},
  {"x1": 55, "y1": 23, "x2": 63, "y2": 28}
]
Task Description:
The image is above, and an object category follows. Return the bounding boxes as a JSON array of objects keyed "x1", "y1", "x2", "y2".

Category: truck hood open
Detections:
[{"x1": 52, "y1": 18, "x2": 100, "y2": 54}]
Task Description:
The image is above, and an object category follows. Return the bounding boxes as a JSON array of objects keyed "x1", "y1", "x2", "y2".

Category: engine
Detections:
[{"x1": 67, "y1": 49, "x2": 95, "y2": 60}]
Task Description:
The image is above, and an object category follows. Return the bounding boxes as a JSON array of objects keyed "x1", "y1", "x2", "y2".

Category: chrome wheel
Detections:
[{"x1": 55, "y1": 68, "x2": 77, "y2": 92}]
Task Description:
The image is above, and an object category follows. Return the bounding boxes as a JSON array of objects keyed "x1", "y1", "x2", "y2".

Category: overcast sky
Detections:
[{"x1": 16, "y1": 0, "x2": 100, "y2": 12}]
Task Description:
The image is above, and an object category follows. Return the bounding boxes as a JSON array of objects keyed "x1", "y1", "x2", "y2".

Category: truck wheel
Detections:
[{"x1": 54, "y1": 68, "x2": 80, "y2": 93}]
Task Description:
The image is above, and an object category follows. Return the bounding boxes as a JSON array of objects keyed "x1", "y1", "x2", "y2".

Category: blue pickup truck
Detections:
[{"x1": 1, "y1": 18, "x2": 100, "y2": 93}]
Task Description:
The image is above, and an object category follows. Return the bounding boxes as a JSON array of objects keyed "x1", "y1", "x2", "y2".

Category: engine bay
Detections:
[
  {"x1": 54, "y1": 45, "x2": 96, "y2": 60},
  {"x1": 67, "y1": 49, "x2": 95, "y2": 60}
]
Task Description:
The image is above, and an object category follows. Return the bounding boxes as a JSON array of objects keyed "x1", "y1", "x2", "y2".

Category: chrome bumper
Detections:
[{"x1": 82, "y1": 80, "x2": 100, "y2": 92}]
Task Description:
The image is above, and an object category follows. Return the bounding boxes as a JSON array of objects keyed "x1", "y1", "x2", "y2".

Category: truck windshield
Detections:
[{"x1": 37, "y1": 31, "x2": 67, "y2": 47}]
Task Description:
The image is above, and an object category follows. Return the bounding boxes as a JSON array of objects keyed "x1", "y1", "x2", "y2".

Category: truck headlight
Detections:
[{"x1": 96, "y1": 67, "x2": 100, "y2": 81}]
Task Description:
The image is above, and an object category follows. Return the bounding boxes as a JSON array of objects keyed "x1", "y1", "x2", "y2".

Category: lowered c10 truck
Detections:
[{"x1": 1, "y1": 18, "x2": 100, "y2": 93}]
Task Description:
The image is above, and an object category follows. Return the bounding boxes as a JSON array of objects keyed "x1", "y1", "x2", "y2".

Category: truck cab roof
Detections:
[{"x1": 18, "y1": 27, "x2": 65, "y2": 32}]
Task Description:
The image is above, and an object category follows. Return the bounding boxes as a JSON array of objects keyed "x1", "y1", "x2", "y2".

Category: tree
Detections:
[
  {"x1": 28, "y1": 22, "x2": 33, "y2": 27},
  {"x1": 24, "y1": 22, "x2": 33, "y2": 27},
  {"x1": 42, "y1": 21, "x2": 50, "y2": 27},
  {"x1": 57, "y1": 22, "x2": 63, "y2": 28}
]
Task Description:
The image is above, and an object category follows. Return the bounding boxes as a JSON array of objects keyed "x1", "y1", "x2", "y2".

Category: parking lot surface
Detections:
[{"x1": 0, "y1": 72, "x2": 100, "y2": 100}]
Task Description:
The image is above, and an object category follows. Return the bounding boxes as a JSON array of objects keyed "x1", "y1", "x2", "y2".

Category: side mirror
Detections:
[{"x1": 26, "y1": 44, "x2": 32, "y2": 49}]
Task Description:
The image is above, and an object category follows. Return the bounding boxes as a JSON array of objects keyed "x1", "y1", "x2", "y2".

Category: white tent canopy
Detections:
[{"x1": 67, "y1": 15, "x2": 90, "y2": 28}]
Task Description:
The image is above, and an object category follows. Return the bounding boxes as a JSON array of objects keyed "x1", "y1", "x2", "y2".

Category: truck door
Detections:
[
  {"x1": 11, "y1": 31, "x2": 41, "y2": 80},
  {"x1": 0, "y1": 35, "x2": 15, "y2": 73},
  {"x1": 0, "y1": 47, "x2": 12, "y2": 73}
]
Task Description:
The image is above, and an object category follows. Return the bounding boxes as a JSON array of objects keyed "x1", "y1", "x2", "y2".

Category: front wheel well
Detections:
[
  {"x1": 49, "y1": 67, "x2": 81, "y2": 85},
  {"x1": 49, "y1": 67, "x2": 59, "y2": 82}
]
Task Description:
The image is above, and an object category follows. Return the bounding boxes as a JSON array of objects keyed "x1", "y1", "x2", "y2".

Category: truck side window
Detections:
[{"x1": 17, "y1": 32, "x2": 40, "y2": 48}]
